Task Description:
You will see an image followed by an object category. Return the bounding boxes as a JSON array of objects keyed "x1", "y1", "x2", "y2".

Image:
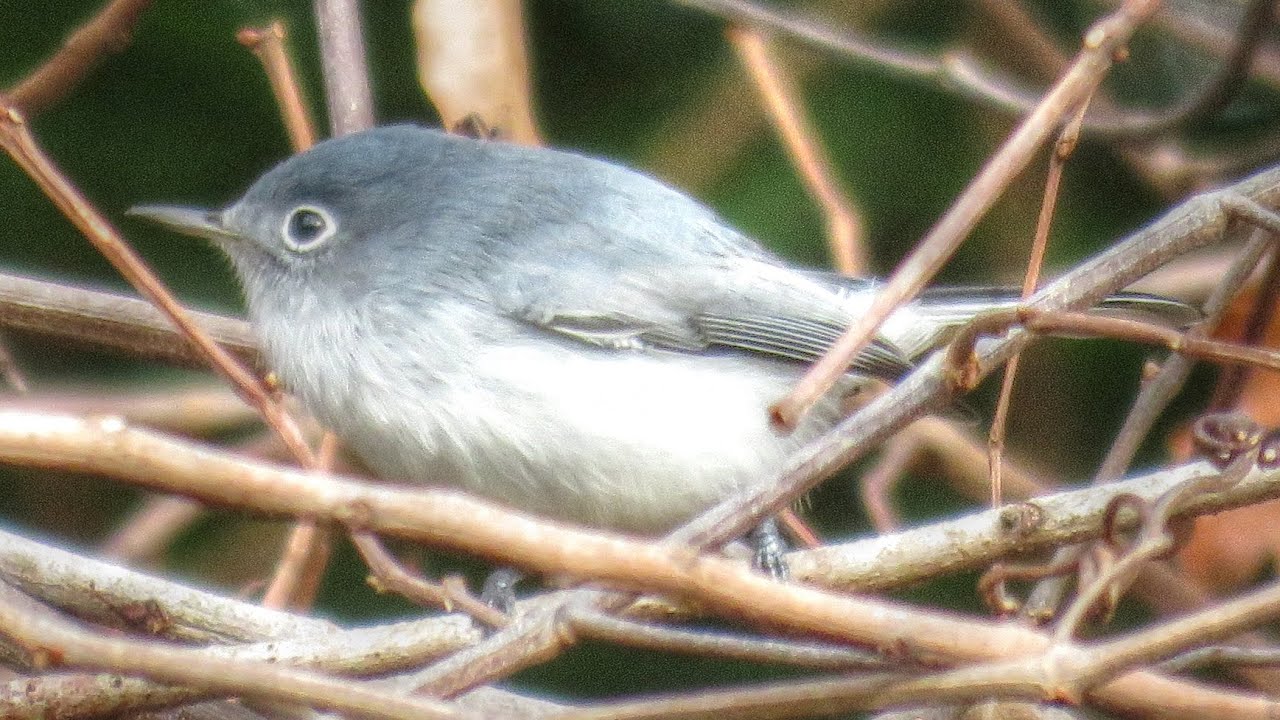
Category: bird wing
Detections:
[{"x1": 493, "y1": 249, "x2": 914, "y2": 380}]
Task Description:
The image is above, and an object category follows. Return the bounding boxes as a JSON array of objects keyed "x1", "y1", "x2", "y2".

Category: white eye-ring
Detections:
[{"x1": 281, "y1": 205, "x2": 337, "y2": 252}]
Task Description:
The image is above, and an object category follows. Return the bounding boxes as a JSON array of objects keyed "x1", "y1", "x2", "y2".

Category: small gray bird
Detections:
[{"x1": 131, "y1": 125, "x2": 1192, "y2": 535}]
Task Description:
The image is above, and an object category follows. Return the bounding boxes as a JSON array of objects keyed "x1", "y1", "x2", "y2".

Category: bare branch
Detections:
[
  {"x1": 313, "y1": 0, "x2": 375, "y2": 136},
  {"x1": 0, "y1": 271, "x2": 256, "y2": 368},
  {"x1": 237, "y1": 21, "x2": 319, "y2": 152},
  {"x1": 681, "y1": 164, "x2": 1280, "y2": 557},
  {"x1": 4, "y1": 0, "x2": 153, "y2": 116}
]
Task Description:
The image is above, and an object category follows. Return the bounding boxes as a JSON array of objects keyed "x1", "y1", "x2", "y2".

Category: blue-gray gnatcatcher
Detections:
[{"x1": 130, "y1": 125, "x2": 1193, "y2": 535}]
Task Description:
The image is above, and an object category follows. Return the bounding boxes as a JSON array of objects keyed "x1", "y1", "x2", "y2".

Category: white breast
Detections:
[{"x1": 261, "y1": 293, "x2": 851, "y2": 534}]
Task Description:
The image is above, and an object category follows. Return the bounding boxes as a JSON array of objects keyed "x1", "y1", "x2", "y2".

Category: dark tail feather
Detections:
[
  {"x1": 915, "y1": 286, "x2": 1202, "y2": 328},
  {"x1": 1094, "y1": 291, "x2": 1203, "y2": 327}
]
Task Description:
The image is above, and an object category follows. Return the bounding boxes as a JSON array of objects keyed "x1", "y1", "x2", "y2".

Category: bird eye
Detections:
[{"x1": 282, "y1": 205, "x2": 336, "y2": 252}]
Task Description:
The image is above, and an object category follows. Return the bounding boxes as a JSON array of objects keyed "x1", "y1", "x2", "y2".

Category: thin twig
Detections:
[
  {"x1": 237, "y1": 22, "x2": 319, "y2": 152},
  {"x1": 989, "y1": 92, "x2": 1092, "y2": 519},
  {"x1": 677, "y1": 0, "x2": 1267, "y2": 140},
  {"x1": 5, "y1": 0, "x2": 153, "y2": 116},
  {"x1": 560, "y1": 578, "x2": 1280, "y2": 719},
  {"x1": 1157, "y1": 0, "x2": 1277, "y2": 128},
  {"x1": 406, "y1": 593, "x2": 576, "y2": 698},
  {"x1": 1163, "y1": 646, "x2": 1280, "y2": 673},
  {"x1": 681, "y1": 161, "x2": 1280, "y2": 557},
  {"x1": 237, "y1": 19, "x2": 329, "y2": 613},
  {"x1": 728, "y1": 26, "x2": 865, "y2": 275},
  {"x1": 0, "y1": 333, "x2": 28, "y2": 393},
  {"x1": 351, "y1": 532, "x2": 508, "y2": 628},
  {"x1": 10, "y1": 410, "x2": 1280, "y2": 717},
  {"x1": 1055, "y1": 439, "x2": 1260, "y2": 640},
  {"x1": 858, "y1": 430, "x2": 917, "y2": 533},
  {"x1": 99, "y1": 496, "x2": 203, "y2": 562}
]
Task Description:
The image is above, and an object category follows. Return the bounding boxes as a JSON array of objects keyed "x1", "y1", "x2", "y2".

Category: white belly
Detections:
[{"x1": 338, "y1": 340, "x2": 842, "y2": 533}]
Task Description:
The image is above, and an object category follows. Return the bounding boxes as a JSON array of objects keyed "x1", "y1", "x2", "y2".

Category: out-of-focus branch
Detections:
[
  {"x1": 4, "y1": 0, "x2": 153, "y2": 117},
  {"x1": 0, "y1": 271, "x2": 256, "y2": 368},
  {"x1": 677, "y1": 0, "x2": 1271, "y2": 140},
  {"x1": 0, "y1": 383, "x2": 255, "y2": 434},
  {"x1": 728, "y1": 27, "x2": 865, "y2": 275},
  {"x1": 313, "y1": 0, "x2": 375, "y2": 136},
  {"x1": 1021, "y1": 228, "x2": 1277, "y2": 621},
  {"x1": 237, "y1": 22, "x2": 318, "y2": 152},
  {"x1": 412, "y1": 0, "x2": 541, "y2": 145}
]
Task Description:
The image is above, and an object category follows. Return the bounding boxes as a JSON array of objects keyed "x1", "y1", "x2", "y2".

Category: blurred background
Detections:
[{"x1": 2, "y1": 0, "x2": 1277, "y2": 701}]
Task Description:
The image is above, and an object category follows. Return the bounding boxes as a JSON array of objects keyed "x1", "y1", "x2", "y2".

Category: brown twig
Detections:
[
  {"x1": 1055, "y1": 428, "x2": 1261, "y2": 640},
  {"x1": 771, "y1": 0, "x2": 1162, "y2": 428},
  {"x1": 1, "y1": 383, "x2": 256, "y2": 435},
  {"x1": 0, "y1": 105, "x2": 316, "y2": 468},
  {"x1": 679, "y1": 0, "x2": 1266, "y2": 141},
  {"x1": 237, "y1": 18, "x2": 330, "y2": 613},
  {"x1": 237, "y1": 22, "x2": 319, "y2": 152},
  {"x1": 0, "y1": 271, "x2": 258, "y2": 368},
  {"x1": 988, "y1": 93, "x2": 1092, "y2": 523},
  {"x1": 5, "y1": 0, "x2": 154, "y2": 117},
  {"x1": 945, "y1": 308, "x2": 1280, "y2": 382},
  {"x1": 562, "y1": 576, "x2": 1280, "y2": 719},
  {"x1": 351, "y1": 532, "x2": 507, "y2": 628},
  {"x1": 6, "y1": 409, "x2": 1280, "y2": 719},
  {"x1": 858, "y1": 430, "x2": 917, "y2": 533},
  {"x1": 99, "y1": 496, "x2": 203, "y2": 562},
  {"x1": 776, "y1": 507, "x2": 821, "y2": 548},
  {"x1": 1163, "y1": 646, "x2": 1280, "y2": 673},
  {"x1": 313, "y1": 0, "x2": 375, "y2": 136},
  {"x1": 1022, "y1": 230, "x2": 1277, "y2": 623},
  {"x1": 727, "y1": 27, "x2": 865, "y2": 275},
  {"x1": 409, "y1": 593, "x2": 577, "y2": 698},
  {"x1": 681, "y1": 157, "x2": 1280, "y2": 560}
]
